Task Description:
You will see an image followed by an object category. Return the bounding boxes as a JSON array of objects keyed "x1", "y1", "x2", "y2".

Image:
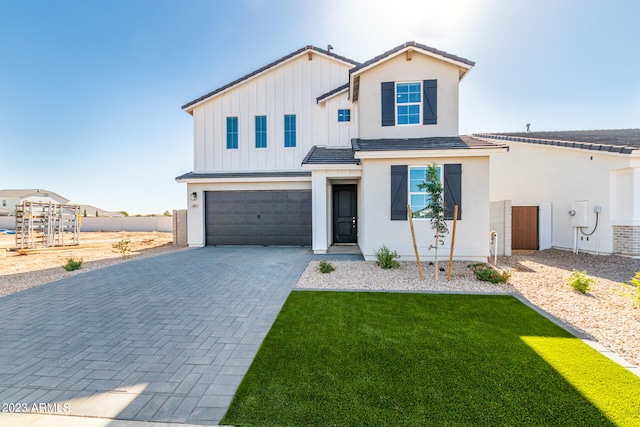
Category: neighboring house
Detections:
[
  {"x1": 476, "y1": 129, "x2": 640, "y2": 257},
  {"x1": 177, "y1": 42, "x2": 507, "y2": 261},
  {"x1": 0, "y1": 189, "x2": 69, "y2": 216}
]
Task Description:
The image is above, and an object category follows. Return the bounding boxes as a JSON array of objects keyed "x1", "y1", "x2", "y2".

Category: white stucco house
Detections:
[
  {"x1": 0, "y1": 189, "x2": 70, "y2": 216},
  {"x1": 177, "y1": 42, "x2": 508, "y2": 261},
  {"x1": 476, "y1": 129, "x2": 640, "y2": 257}
]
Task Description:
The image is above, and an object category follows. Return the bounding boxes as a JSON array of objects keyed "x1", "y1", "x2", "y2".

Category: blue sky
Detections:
[{"x1": 1, "y1": 0, "x2": 638, "y2": 214}]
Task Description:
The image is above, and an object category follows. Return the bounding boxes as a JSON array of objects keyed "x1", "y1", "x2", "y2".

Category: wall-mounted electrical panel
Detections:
[{"x1": 570, "y1": 201, "x2": 589, "y2": 227}]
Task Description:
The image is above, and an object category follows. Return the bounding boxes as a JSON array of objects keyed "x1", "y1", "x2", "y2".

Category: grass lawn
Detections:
[{"x1": 222, "y1": 292, "x2": 640, "y2": 427}]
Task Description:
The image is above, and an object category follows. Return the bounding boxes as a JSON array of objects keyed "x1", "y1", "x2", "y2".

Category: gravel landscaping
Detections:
[{"x1": 296, "y1": 249, "x2": 640, "y2": 367}]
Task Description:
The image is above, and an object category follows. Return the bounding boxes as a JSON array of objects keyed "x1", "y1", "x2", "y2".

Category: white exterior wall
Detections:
[
  {"x1": 190, "y1": 53, "x2": 352, "y2": 173},
  {"x1": 319, "y1": 92, "x2": 359, "y2": 147},
  {"x1": 1, "y1": 194, "x2": 68, "y2": 215},
  {"x1": 357, "y1": 53, "x2": 461, "y2": 139},
  {"x1": 185, "y1": 180, "x2": 312, "y2": 247},
  {"x1": 359, "y1": 156, "x2": 491, "y2": 261},
  {"x1": 490, "y1": 140, "x2": 638, "y2": 254}
]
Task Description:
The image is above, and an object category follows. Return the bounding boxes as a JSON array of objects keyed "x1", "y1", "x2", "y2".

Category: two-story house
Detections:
[{"x1": 177, "y1": 42, "x2": 507, "y2": 261}]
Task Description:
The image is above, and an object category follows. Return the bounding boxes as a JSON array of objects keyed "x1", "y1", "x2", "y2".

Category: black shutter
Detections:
[
  {"x1": 381, "y1": 81, "x2": 395, "y2": 127},
  {"x1": 390, "y1": 165, "x2": 408, "y2": 220},
  {"x1": 444, "y1": 164, "x2": 461, "y2": 220},
  {"x1": 423, "y1": 79, "x2": 437, "y2": 125}
]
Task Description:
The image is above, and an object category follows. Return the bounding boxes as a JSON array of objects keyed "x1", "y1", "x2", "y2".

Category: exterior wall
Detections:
[
  {"x1": 359, "y1": 156, "x2": 491, "y2": 261},
  {"x1": 613, "y1": 226, "x2": 640, "y2": 256},
  {"x1": 173, "y1": 210, "x2": 188, "y2": 246},
  {"x1": 80, "y1": 217, "x2": 172, "y2": 232},
  {"x1": 186, "y1": 180, "x2": 312, "y2": 247},
  {"x1": 319, "y1": 92, "x2": 359, "y2": 147},
  {"x1": 490, "y1": 200, "x2": 512, "y2": 256},
  {"x1": 489, "y1": 140, "x2": 636, "y2": 254},
  {"x1": 357, "y1": 53, "x2": 461, "y2": 139},
  {"x1": 1, "y1": 194, "x2": 68, "y2": 215},
  {"x1": 191, "y1": 53, "x2": 352, "y2": 173}
]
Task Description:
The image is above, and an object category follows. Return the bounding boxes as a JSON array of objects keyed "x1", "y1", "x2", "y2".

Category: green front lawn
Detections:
[{"x1": 222, "y1": 292, "x2": 640, "y2": 426}]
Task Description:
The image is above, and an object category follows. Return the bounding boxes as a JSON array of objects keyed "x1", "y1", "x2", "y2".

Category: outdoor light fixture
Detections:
[{"x1": 190, "y1": 192, "x2": 198, "y2": 201}]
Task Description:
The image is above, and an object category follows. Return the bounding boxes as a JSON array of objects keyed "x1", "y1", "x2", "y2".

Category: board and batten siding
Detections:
[
  {"x1": 192, "y1": 53, "x2": 353, "y2": 172},
  {"x1": 320, "y1": 91, "x2": 359, "y2": 147}
]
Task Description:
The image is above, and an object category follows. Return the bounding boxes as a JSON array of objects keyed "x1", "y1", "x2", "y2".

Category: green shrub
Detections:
[
  {"x1": 568, "y1": 270, "x2": 595, "y2": 294},
  {"x1": 112, "y1": 240, "x2": 131, "y2": 259},
  {"x1": 625, "y1": 272, "x2": 640, "y2": 308},
  {"x1": 318, "y1": 260, "x2": 335, "y2": 274},
  {"x1": 469, "y1": 264, "x2": 511, "y2": 284},
  {"x1": 375, "y1": 245, "x2": 400, "y2": 269},
  {"x1": 63, "y1": 258, "x2": 83, "y2": 271}
]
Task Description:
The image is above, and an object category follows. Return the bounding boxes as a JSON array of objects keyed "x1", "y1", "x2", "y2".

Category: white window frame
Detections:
[
  {"x1": 396, "y1": 81, "x2": 421, "y2": 126},
  {"x1": 254, "y1": 115, "x2": 268, "y2": 149},
  {"x1": 337, "y1": 109, "x2": 351, "y2": 123},
  {"x1": 409, "y1": 165, "x2": 442, "y2": 219}
]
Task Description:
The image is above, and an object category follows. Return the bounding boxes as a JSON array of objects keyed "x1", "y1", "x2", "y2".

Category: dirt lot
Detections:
[{"x1": 0, "y1": 231, "x2": 186, "y2": 297}]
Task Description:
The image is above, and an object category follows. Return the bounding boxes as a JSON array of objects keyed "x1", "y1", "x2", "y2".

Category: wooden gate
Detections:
[{"x1": 512, "y1": 206, "x2": 538, "y2": 250}]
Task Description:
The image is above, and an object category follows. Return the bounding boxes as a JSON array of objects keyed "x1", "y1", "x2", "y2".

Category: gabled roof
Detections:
[
  {"x1": 182, "y1": 46, "x2": 360, "y2": 112},
  {"x1": 0, "y1": 189, "x2": 69, "y2": 203},
  {"x1": 302, "y1": 146, "x2": 360, "y2": 165},
  {"x1": 349, "y1": 41, "x2": 475, "y2": 79},
  {"x1": 352, "y1": 136, "x2": 504, "y2": 152},
  {"x1": 474, "y1": 129, "x2": 640, "y2": 154}
]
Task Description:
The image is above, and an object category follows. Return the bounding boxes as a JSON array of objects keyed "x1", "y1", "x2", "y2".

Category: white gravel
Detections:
[{"x1": 296, "y1": 249, "x2": 640, "y2": 367}]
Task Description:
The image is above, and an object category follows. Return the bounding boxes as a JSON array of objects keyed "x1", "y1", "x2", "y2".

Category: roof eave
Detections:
[
  {"x1": 182, "y1": 46, "x2": 359, "y2": 113},
  {"x1": 354, "y1": 147, "x2": 508, "y2": 159}
]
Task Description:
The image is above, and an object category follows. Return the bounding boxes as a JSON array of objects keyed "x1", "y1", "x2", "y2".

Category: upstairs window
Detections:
[
  {"x1": 284, "y1": 114, "x2": 296, "y2": 147},
  {"x1": 226, "y1": 117, "x2": 238, "y2": 149},
  {"x1": 1, "y1": 200, "x2": 5, "y2": 207},
  {"x1": 338, "y1": 109, "x2": 351, "y2": 122},
  {"x1": 255, "y1": 115, "x2": 267, "y2": 148},
  {"x1": 396, "y1": 82, "x2": 421, "y2": 125}
]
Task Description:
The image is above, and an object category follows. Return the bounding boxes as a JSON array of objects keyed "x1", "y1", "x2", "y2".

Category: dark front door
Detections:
[{"x1": 333, "y1": 184, "x2": 357, "y2": 244}]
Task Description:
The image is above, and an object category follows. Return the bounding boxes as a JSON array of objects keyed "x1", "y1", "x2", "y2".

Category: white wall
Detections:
[
  {"x1": 319, "y1": 91, "x2": 359, "y2": 147},
  {"x1": 80, "y1": 217, "x2": 172, "y2": 232},
  {"x1": 186, "y1": 180, "x2": 312, "y2": 247},
  {"x1": 191, "y1": 52, "x2": 352, "y2": 173},
  {"x1": 0, "y1": 217, "x2": 15, "y2": 229},
  {"x1": 490, "y1": 140, "x2": 635, "y2": 254},
  {"x1": 356, "y1": 53, "x2": 461, "y2": 139},
  {"x1": 359, "y1": 156, "x2": 491, "y2": 262}
]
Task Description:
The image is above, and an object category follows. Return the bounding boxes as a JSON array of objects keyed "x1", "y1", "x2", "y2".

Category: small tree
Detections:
[
  {"x1": 95, "y1": 210, "x2": 99, "y2": 217},
  {"x1": 418, "y1": 163, "x2": 449, "y2": 280},
  {"x1": 83, "y1": 209, "x2": 87, "y2": 217},
  {"x1": 163, "y1": 210, "x2": 171, "y2": 217},
  {"x1": 120, "y1": 211, "x2": 129, "y2": 217}
]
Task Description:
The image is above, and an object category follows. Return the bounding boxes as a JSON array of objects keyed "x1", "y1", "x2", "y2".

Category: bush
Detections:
[
  {"x1": 375, "y1": 245, "x2": 400, "y2": 269},
  {"x1": 568, "y1": 270, "x2": 595, "y2": 294},
  {"x1": 318, "y1": 260, "x2": 335, "y2": 274},
  {"x1": 626, "y1": 272, "x2": 640, "y2": 308},
  {"x1": 469, "y1": 263, "x2": 511, "y2": 284},
  {"x1": 63, "y1": 258, "x2": 83, "y2": 271},
  {"x1": 112, "y1": 240, "x2": 131, "y2": 259}
]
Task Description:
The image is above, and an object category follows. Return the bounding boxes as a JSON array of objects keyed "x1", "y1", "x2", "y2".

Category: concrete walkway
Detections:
[{"x1": 0, "y1": 247, "x2": 322, "y2": 425}]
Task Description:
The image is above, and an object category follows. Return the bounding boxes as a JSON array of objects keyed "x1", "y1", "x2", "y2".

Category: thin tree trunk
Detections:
[{"x1": 435, "y1": 228, "x2": 439, "y2": 280}]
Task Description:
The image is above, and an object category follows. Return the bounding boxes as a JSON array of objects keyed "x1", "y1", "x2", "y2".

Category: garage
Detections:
[{"x1": 205, "y1": 190, "x2": 312, "y2": 246}]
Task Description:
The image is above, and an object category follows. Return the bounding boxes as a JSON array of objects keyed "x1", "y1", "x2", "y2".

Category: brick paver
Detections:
[{"x1": 0, "y1": 246, "x2": 331, "y2": 425}]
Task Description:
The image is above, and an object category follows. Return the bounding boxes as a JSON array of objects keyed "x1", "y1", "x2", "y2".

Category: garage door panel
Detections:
[{"x1": 205, "y1": 190, "x2": 311, "y2": 246}]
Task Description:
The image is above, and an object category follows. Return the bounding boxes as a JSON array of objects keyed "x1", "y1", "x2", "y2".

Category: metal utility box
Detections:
[{"x1": 571, "y1": 201, "x2": 589, "y2": 228}]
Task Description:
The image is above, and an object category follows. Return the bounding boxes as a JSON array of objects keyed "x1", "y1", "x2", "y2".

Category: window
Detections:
[
  {"x1": 226, "y1": 117, "x2": 238, "y2": 149},
  {"x1": 1, "y1": 200, "x2": 5, "y2": 207},
  {"x1": 338, "y1": 109, "x2": 350, "y2": 122},
  {"x1": 255, "y1": 116, "x2": 267, "y2": 148},
  {"x1": 396, "y1": 82, "x2": 421, "y2": 125},
  {"x1": 409, "y1": 165, "x2": 441, "y2": 218},
  {"x1": 284, "y1": 114, "x2": 296, "y2": 147}
]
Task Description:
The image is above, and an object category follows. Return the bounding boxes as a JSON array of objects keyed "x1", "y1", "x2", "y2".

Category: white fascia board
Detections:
[
  {"x1": 184, "y1": 49, "x2": 356, "y2": 113},
  {"x1": 176, "y1": 175, "x2": 312, "y2": 184},
  {"x1": 301, "y1": 164, "x2": 362, "y2": 172},
  {"x1": 354, "y1": 147, "x2": 508, "y2": 160},
  {"x1": 350, "y1": 46, "x2": 473, "y2": 80}
]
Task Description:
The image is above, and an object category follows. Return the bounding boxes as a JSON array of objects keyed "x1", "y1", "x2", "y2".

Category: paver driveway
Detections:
[{"x1": 0, "y1": 246, "x2": 317, "y2": 425}]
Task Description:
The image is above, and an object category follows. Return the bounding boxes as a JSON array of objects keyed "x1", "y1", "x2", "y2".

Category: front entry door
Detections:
[{"x1": 333, "y1": 184, "x2": 357, "y2": 244}]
